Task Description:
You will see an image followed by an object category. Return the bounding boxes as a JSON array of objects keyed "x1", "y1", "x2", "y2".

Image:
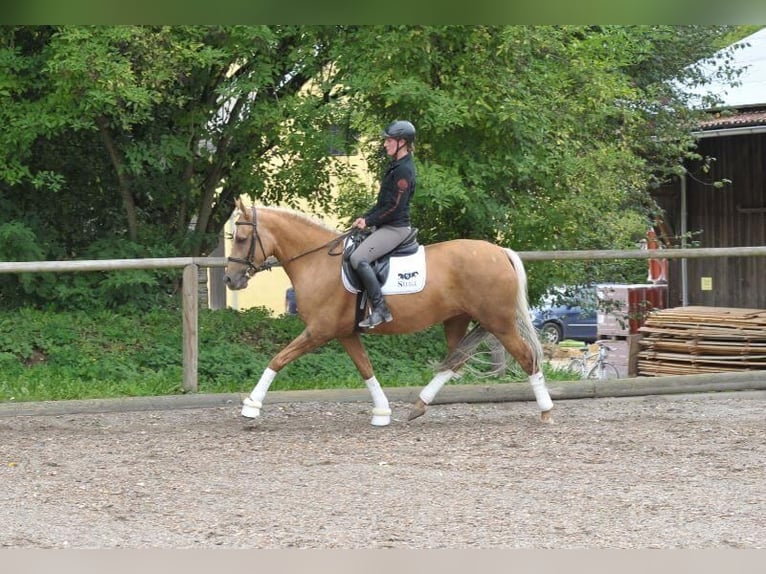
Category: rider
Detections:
[{"x1": 350, "y1": 120, "x2": 417, "y2": 329}]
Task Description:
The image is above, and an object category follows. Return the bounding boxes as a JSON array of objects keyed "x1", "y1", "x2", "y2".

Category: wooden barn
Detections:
[{"x1": 651, "y1": 28, "x2": 766, "y2": 310}]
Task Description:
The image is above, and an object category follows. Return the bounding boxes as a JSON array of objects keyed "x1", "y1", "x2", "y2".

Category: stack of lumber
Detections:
[{"x1": 637, "y1": 306, "x2": 766, "y2": 376}]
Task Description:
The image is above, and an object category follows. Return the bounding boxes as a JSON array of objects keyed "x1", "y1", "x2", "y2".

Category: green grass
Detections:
[{"x1": 0, "y1": 306, "x2": 575, "y2": 403}]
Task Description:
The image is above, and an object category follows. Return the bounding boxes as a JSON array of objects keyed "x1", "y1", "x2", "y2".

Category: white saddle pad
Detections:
[{"x1": 342, "y1": 246, "x2": 427, "y2": 295}]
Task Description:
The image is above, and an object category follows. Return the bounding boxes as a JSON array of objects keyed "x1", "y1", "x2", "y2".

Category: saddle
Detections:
[{"x1": 341, "y1": 228, "x2": 422, "y2": 293}]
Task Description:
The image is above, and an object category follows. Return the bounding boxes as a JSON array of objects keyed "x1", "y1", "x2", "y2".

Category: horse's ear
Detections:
[{"x1": 234, "y1": 197, "x2": 250, "y2": 220}]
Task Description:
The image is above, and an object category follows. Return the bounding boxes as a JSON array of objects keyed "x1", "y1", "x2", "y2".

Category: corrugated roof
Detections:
[{"x1": 699, "y1": 108, "x2": 766, "y2": 130}]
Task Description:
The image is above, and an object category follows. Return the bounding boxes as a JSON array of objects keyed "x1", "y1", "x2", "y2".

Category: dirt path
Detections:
[{"x1": 1, "y1": 391, "x2": 763, "y2": 548}]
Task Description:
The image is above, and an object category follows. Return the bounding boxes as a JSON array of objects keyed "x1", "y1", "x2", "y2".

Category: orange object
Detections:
[{"x1": 646, "y1": 229, "x2": 668, "y2": 284}]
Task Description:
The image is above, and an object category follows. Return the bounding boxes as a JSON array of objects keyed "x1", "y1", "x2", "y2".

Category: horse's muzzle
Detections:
[{"x1": 223, "y1": 272, "x2": 249, "y2": 291}]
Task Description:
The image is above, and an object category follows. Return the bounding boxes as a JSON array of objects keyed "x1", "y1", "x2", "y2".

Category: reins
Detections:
[
  {"x1": 227, "y1": 206, "x2": 354, "y2": 276},
  {"x1": 285, "y1": 229, "x2": 354, "y2": 263}
]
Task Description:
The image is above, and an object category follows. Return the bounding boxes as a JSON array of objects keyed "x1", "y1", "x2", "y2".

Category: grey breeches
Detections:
[{"x1": 349, "y1": 225, "x2": 411, "y2": 269}]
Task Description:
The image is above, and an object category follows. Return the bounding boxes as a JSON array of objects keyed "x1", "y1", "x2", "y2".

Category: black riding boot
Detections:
[{"x1": 355, "y1": 261, "x2": 393, "y2": 328}]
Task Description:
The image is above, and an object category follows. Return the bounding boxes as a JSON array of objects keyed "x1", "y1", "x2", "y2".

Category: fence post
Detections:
[{"x1": 182, "y1": 264, "x2": 199, "y2": 392}]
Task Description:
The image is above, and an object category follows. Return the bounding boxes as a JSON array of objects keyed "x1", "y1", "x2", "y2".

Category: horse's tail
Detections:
[
  {"x1": 504, "y1": 248, "x2": 543, "y2": 373},
  {"x1": 434, "y1": 247, "x2": 543, "y2": 374}
]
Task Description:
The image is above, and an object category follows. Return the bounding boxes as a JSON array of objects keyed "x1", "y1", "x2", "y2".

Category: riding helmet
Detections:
[{"x1": 382, "y1": 120, "x2": 416, "y2": 144}]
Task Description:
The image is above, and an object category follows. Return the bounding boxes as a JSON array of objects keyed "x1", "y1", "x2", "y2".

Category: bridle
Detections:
[
  {"x1": 227, "y1": 207, "x2": 276, "y2": 277},
  {"x1": 227, "y1": 206, "x2": 352, "y2": 276}
]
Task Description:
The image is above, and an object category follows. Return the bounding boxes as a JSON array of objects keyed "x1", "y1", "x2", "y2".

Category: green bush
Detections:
[
  {"x1": 0, "y1": 232, "x2": 181, "y2": 312},
  {"x1": 0, "y1": 306, "x2": 570, "y2": 403}
]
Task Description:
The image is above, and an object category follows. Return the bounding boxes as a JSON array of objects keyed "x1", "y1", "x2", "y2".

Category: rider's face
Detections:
[{"x1": 383, "y1": 137, "x2": 401, "y2": 157}]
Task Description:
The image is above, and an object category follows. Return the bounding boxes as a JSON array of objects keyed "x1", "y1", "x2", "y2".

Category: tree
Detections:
[
  {"x1": 0, "y1": 25, "x2": 353, "y2": 308},
  {"x1": 0, "y1": 25, "x2": 743, "y2": 307},
  {"x1": 329, "y1": 25, "x2": 741, "y2": 295},
  {"x1": 1, "y1": 25, "x2": 345, "y2": 257}
]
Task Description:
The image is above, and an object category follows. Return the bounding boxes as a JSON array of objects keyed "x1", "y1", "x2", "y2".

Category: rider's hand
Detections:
[{"x1": 352, "y1": 217, "x2": 367, "y2": 230}]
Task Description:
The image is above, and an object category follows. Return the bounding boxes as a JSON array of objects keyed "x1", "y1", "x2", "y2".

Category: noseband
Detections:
[{"x1": 227, "y1": 206, "x2": 276, "y2": 276}]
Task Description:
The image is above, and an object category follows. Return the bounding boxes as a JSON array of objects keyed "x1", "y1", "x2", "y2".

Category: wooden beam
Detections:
[{"x1": 182, "y1": 264, "x2": 199, "y2": 393}]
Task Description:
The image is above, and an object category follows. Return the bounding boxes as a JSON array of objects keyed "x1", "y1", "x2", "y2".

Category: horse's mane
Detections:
[{"x1": 259, "y1": 206, "x2": 341, "y2": 234}]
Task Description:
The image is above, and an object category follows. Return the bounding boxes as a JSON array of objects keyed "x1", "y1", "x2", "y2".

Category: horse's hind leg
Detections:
[
  {"x1": 494, "y1": 329, "x2": 554, "y2": 423},
  {"x1": 408, "y1": 315, "x2": 471, "y2": 421}
]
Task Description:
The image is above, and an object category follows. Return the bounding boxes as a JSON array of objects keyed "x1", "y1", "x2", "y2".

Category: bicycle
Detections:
[{"x1": 566, "y1": 340, "x2": 621, "y2": 380}]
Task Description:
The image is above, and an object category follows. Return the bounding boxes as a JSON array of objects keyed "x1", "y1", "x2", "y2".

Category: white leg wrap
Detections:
[
  {"x1": 365, "y1": 376, "x2": 391, "y2": 426},
  {"x1": 241, "y1": 397, "x2": 262, "y2": 418},
  {"x1": 242, "y1": 367, "x2": 277, "y2": 418},
  {"x1": 529, "y1": 371, "x2": 553, "y2": 411},
  {"x1": 419, "y1": 370, "x2": 456, "y2": 405}
]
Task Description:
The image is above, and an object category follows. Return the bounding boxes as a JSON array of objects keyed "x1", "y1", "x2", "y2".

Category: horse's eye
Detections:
[{"x1": 235, "y1": 235, "x2": 247, "y2": 244}]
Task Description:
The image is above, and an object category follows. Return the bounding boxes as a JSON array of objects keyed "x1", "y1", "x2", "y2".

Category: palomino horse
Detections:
[{"x1": 223, "y1": 200, "x2": 553, "y2": 426}]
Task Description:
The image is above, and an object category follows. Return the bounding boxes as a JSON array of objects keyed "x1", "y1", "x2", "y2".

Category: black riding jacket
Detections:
[{"x1": 363, "y1": 153, "x2": 416, "y2": 228}]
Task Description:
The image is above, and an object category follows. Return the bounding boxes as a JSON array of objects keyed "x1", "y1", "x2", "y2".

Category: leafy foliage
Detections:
[
  {"x1": 0, "y1": 307, "x2": 443, "y2": 401},
  {"x1": 0, "y1": 306, "x2": 584, "y2": 403},
  {"x1": 0, "y1": 221, "x2": 46, "y2": 307},
  {"x1": 330, "y1": 25, "x2": 743, "y2": 299},
  {"x1": 0, "y1": 25, "x2": 751, "y2": 308}
]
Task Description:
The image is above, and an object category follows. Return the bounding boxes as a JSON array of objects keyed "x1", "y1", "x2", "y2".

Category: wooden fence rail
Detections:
[
  {"x1": 518, "y1": 245, "x2": 766, "y2": 261},
  {"x1": 0, "y1": 257, "x2": 229, "y2": 273},
  {"x1": 1, "y1": 246, "x2": 764, "y2": 393}
]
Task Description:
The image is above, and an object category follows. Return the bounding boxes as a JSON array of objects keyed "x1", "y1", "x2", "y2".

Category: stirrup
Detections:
[{"x1": 359, "y1": 307, "x2": 393, "y2": 329}]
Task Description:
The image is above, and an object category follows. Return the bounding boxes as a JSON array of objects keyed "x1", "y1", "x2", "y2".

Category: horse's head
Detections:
[{"x1": 224, "y1": 199, "x2": 275, "y2": 291}]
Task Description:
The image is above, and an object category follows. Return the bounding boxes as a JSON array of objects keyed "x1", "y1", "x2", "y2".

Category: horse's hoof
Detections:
[
  {"x1": 407, "y1": 399, "x2": 427, "y2": 422},
  {"x1": 371, "y1": 407, "x2": 392, "y2": 427},
  {"x1": 540, "y1": 409, "x2": 554, "y2": 424},
  {"x1": 241, "y1": 398, "x2": 262, "y2": 419}
]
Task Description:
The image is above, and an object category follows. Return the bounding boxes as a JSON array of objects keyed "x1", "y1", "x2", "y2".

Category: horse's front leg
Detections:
[
  {"x1": 242, "y1": 327, "x2": 331, "y2": 419},
  {"x1": 338, "y1": 334, "x2": 391, "y2": 427}
]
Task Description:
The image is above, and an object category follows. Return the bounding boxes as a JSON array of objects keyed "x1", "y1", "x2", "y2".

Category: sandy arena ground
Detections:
[{"x1": 1, "y1": 391, "x2": 763, "y2": 549}]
